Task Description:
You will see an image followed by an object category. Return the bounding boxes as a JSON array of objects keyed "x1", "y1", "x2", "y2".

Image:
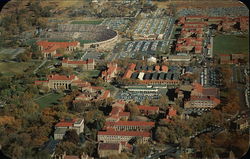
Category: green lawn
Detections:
[
  {"x1": 79, "y1": 70, "x2": 100, "y2": 79},
  {"x1": 79, "y1": 40, "x2": 97, "y2": 44},
  {"x1": 213, "y1": 34, "x2": 249, "y2": 55},
  {"x1": 71, "y1": 20, "x2": 102, "y2": 25},
  {"x1": 35, "y1": 93, "x2": 63, "y2": 109}
]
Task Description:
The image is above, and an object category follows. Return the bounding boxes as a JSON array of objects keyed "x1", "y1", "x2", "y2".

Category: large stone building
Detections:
[
  {"x1": 101, "y1": 63, "x2": 118, "y2": 82},
  {"x1": 184, "y1": 83, "x2": 220, "y2": 109},
  {"x1": 54, "y1": 118, "x2": 84, "y2": 140},
  {"x1": 73, "y1": 86, "x2": 111, "y2": 103},
  {"x1": 98, "y1": 143, "x2": 122, "y2": 158},
  {"x1": 97, "y1": 130, "x2": 151, "y2": 144},
  {"x1": 47, "y1": 74, "x2": 80, "y2": 90},
  {"x1": 62, "y1": 59, "x2": 95, "y2": 70},
  {"x1": 137, "y1": 105, "x2": 159, "y2": 116},
  {"x1": 37, "y1": 41, "x2": 81, "y2": 59},
  {"x1": 105, "y1": 121, "x2": 155, "y2": 131},
  {"x1": 106, "y1": 101, "x2": 130, "y2": 122}
]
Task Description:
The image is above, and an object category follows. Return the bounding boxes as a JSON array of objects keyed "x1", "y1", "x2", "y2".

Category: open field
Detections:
[
  {"x1": 0, "y1": 62, "x2": 36, "y2": 76},
  {"x1": 213, "y1": 34, "x2": 249, "y2": 55},
  {"x1": 71, "y1": 20, "x2": 103, "y2": 25},
  {"x1": 35, "y1": 93, "x2": 63, "y2": 109},
  {"x1": 0, "y1": 48, "x2": 25, "y2": 60}
]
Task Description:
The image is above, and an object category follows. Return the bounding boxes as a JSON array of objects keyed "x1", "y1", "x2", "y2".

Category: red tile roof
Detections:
[
  {"x1": 168, "y1": 107, "x2": 177, "y2": 117},
  {"x1": 118, "y1": 112, "x2": 130, "y2": 117},
  {"x1": 129, "y1": 63, "x2": 136, "y2": 70},
  {"x1": 37, "y1": 41, "x2": 79, "y2": 53},
  {"x1": 55, "y1": 119, "x2": 78, "y2": 127},
  {"x1": 54, "y1": 53, "x2": 63, "y2": 57},
  {"x1": 161, "y1": 65, "x2": 168, "y2": 72},
  {"x1": 123, "y1": 69, "x2": 133, "y2": 79},
  {"x1": 98, "y1": 130, "x2": 151, "y2": 137},
  {"x1": 101, "y1": 90, "x2": 110, "y2": 99}
]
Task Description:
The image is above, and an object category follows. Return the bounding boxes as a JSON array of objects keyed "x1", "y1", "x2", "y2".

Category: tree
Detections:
[
  {"x1": 63, "y1": 129, "x2": 79, "y2": 145},
  {"x1": 127, "y1": 103, "x2": 140, "y2": 119},
  {"x1": 55, "y1": 141, "x2": 78, "y2": 155},
  {"x1": 180, "y1": 137, "x2": 190, "y2": 150},
  {"x1": 135, "y1": 144, "x2": 150, "y2": 158},
  {"x1": 83, "y1": 141, "x2": 96, "y2": 157}
]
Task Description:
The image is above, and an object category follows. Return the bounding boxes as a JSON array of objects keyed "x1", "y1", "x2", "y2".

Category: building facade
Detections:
[
  {"x1": 54, "y1": 118, "x2": 84, "y2": 140},
  {"x1": 62, "y1": 59, "x2": 95, "y2": 70}
]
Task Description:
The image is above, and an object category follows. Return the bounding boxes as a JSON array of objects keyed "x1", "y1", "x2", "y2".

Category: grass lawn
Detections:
[
  {"x1": 35, "y1": 93, "x2": 63, "y2": 109},
  {"x1": 78, "y1": 70, "x2": 100, "y2": 79},
  {"x1": 71, "y1": 20, "x2": 102, "y2": 25},
  {"x1": 213, "y1": 34, "x2": 249, "y2": 55},
  {"x1": 0, "y1": 62, "x2": 35, "y2": 76},
  {"x1": 79, "y1": 40, "x2": 97, "y2": 45}
]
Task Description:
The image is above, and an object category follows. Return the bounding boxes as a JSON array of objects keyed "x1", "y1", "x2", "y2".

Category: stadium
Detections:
[{"x1": 40, "y1": 24, "x2": 118, "y2": 49}]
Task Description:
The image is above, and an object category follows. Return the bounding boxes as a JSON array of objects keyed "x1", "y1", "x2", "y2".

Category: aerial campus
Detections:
[{"x1": 0, "y1": 0, "x2": 249, "y2": 159}]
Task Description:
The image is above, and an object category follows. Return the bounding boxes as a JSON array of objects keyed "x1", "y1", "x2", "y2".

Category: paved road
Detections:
[
  {"x1": 145, "y1": 146, "x2": 177, "y2": 159},
  {"x1": 33, "y1": 92, "x2": 52, "y2": 101},
  {"x1": 33, "y1": 60, "x2": 47, "y2": 74},
  {"x1": 11, "y1": 48, "x2": 25, "y2": 59}
]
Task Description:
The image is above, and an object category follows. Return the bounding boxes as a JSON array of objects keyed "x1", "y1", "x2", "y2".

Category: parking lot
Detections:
[
  {"x1": 115, "y1": 40, "x2": 169, "y2": 59},
  {"x1": 200, "y1": 67, "x2": 222, "y2": 87},
  {"x1": 177, "y1": 6, "x2": 249, "y2": 17},
  {"x1": 133, "y1": 17, "x2": 175, "y2": 39},
  {"x1": 101, "y1": 18, "x2": 130, "y2": 31},
  {"x1": 232, "y1": 65, "x2": 246, "y2": 84},
  {"x1": 116, "y1": 90, "x2": 160, "y2": 103},
  {"x1": 74, "y1": 50, "x2": 105, "y2": 61},
  {"x1": 184, "y1": 108, "x2": 211, "y2": 116}
]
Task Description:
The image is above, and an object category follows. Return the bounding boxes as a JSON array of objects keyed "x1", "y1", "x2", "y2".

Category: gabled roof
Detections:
[
  {"x1": 55, "y1": 119, "x2": 78, "y2": 127},
  {"x1": 37, "y1": 41, "x2": 79, "y2": 53}
]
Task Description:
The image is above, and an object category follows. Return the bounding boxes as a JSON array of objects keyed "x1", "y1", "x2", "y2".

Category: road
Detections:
[
  {"x1": 145, "y1": 146, "x2": 177, "y2": 159},
  {"x1": 33, "y1": 60, "x2": 47, "y2": 74},
  {"x1": 11, "y1": 48, "x2": 25, "y2": 59}
]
